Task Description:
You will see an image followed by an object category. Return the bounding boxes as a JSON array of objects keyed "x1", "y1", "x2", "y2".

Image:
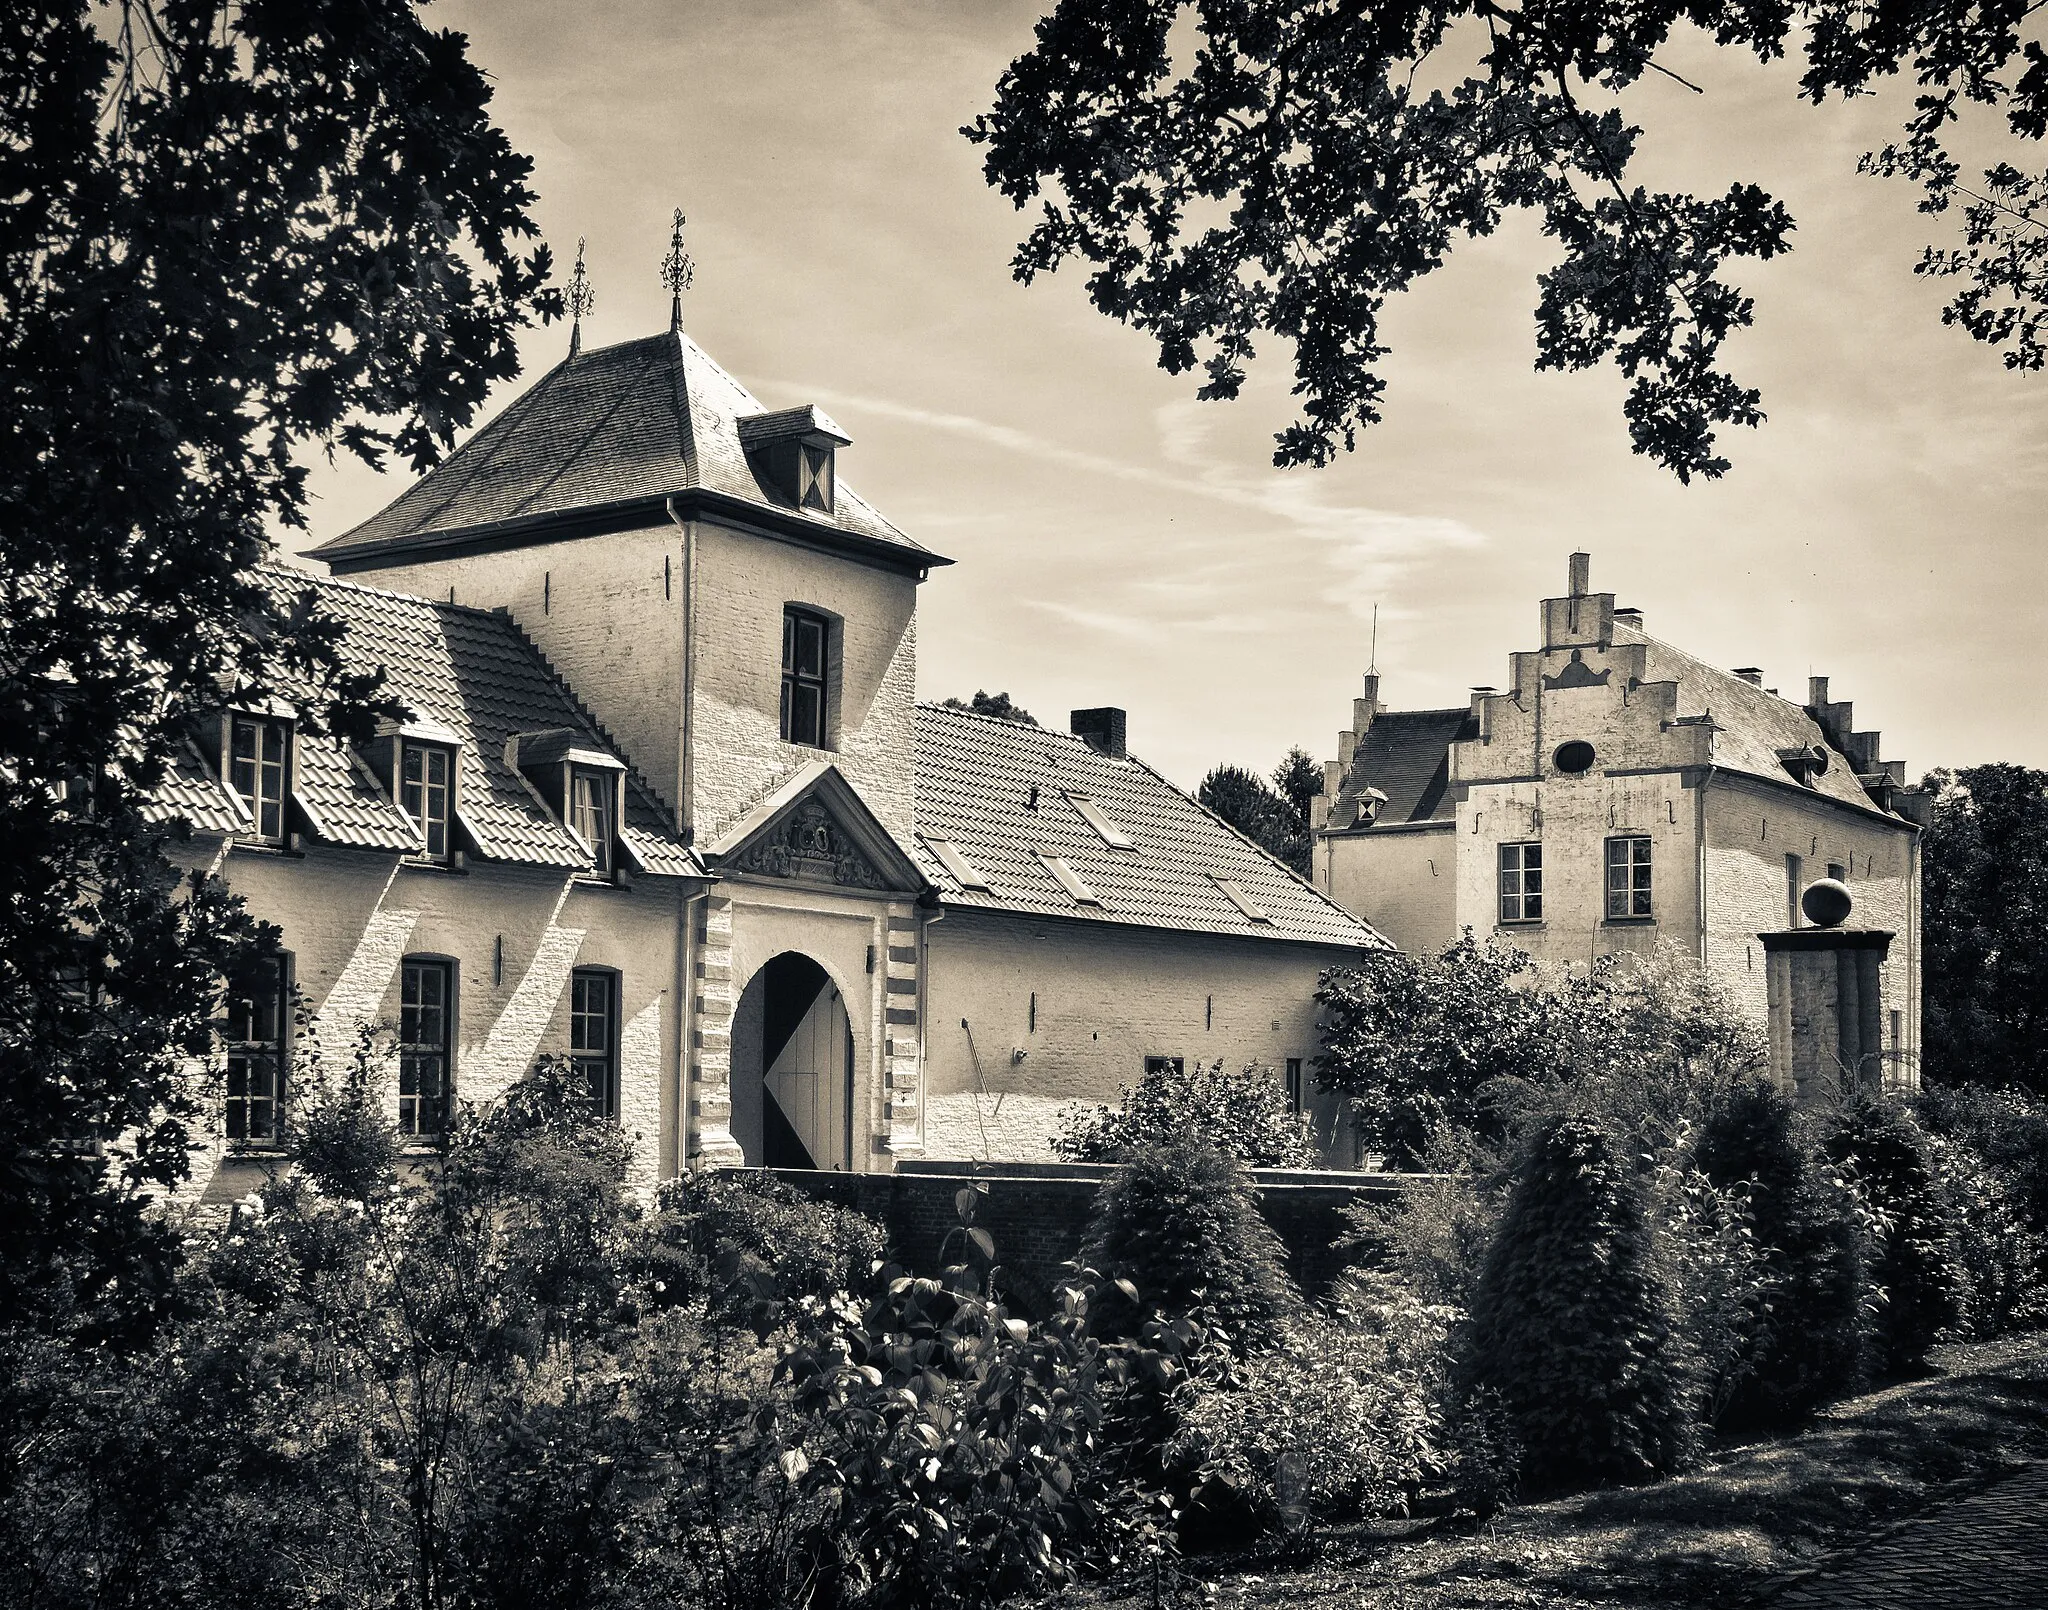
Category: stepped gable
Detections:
[
  {"x1": 309, "y1": 331, "x2": 939, "y2": 566},
  {"x1": 911, "y1": 703, "x2": 1387, "y2": 950}
]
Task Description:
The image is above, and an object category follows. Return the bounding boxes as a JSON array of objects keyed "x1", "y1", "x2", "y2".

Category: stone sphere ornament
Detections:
[{"x1": 1801, "y1": 878, "x2": 1854, "y2": 928}]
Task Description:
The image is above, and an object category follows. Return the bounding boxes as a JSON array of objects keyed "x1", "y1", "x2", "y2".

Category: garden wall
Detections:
[{"x1": 738, "y1": 1160, "x2": 1432, "y2": 1316}]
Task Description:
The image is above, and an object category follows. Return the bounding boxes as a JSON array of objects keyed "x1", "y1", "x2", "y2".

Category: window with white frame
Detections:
[
  {"x1": 400, "y1": 741, "x2": 454, "y2": 860},
  {"x1": 399, "y1": 958, "x2": 452, "y2": 1137},
  {"x1": 229, "y1": 713, "x2": 289, "y2": 843},
  {"x1": 1606, "y1": 835, "x2": 1653, "y2": 920},
  {"x1": 1498, "y1": 841, "x2": 1543, "y2": 924},
  {"x1": 570, "y1": 968, "x2": 619, "y2": 1118},
  {"x1": 570, "y1": 766, "x2": 614, "y2": 876}
]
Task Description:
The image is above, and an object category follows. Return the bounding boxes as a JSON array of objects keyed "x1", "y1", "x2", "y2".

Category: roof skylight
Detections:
[
  {"x1": 1212, "y1": 876, "x2": 1273, "y2": 923},
  {"x1": 1039, "y1": 854, "x2": 1102, "y2": 906},
  {"x1": 923, "y1": 835, "x2": 991, "y2": 891},
  {"x1": 1065, "y1": 792, "x2": 1135, "y2": 849}
]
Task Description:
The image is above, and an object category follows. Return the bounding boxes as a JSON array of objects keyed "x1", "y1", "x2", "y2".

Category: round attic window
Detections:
[{"x1": 1553, "y1": 741, "x2": 1597, "y2": 774}]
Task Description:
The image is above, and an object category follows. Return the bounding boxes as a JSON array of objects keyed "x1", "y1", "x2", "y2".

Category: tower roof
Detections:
[{"x1": 311, "y1": 330, "x2": 944, "y2": 571}]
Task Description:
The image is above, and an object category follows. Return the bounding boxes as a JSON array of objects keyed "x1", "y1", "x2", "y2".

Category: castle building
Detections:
[
  {"x1": 1310, "y1": 554, "x2": 1927, "y2": 1092},
  {"x1": 170, "y1": 315, "x2": 1381, "y2": 1204}
]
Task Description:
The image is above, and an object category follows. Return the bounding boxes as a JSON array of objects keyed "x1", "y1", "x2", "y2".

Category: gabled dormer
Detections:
[{"x1": 737, "y1": 404, "x2": 852, "y2": 517}]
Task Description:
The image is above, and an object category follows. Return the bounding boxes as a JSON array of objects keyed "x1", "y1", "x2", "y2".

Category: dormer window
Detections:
[
  {"x1": 400, "y1": 741, "x2": 453, "y2": 860},
  {"x1": 229, "y1": 713, "x2": 290, "y2": 843},
  {"x1": 798, "y1": 443, "x2": 833, "y2": 513},
  {"x1": 571, "y1": 766, "x2": 615, "y2": 876}
]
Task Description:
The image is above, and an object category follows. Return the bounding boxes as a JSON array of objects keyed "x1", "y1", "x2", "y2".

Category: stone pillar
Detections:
[
  {"x1": 687, "y1": 891, "x2": 744, "y2": 1166},
  {"x1": 1760, "y1": 925, "x2": 1892, "y2": 1102},
  {"x1": 880, "y1": 908, "x2": 924, "y2": 1158}
]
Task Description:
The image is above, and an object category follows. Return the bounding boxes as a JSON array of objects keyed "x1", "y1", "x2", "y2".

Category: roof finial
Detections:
[
  {"x1": 660, "y1": 208, "x2": 694, "y2": 333},
  {"x1": 1368, "y1": 602, "x2": 1379, "y2": 676},
  {"x1": 566, "y1": 237, "x2": 595, "y2": 357}
]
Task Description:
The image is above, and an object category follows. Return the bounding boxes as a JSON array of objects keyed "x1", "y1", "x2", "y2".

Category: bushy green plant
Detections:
[
  {"x1": 1918, "y1": 1081, "x2": 2048, "y2": 1233},
  {"x1": 1825, "y1": 1100, "x2": 1966, "y2": 1377},
  {"x1": 642, "y1": 1168, "x2": 886, "y2": 1306},
  {"x1": 1167, "y1": 1272, "x2": 1453, "y2": 1533},
  {"x1": 1080, "y1": 1133, "x2": 1300, "y2": 1352},
  {"x1": 1340, "y1": 1125, "x2": 1505, "y2": 1307},
  {"x1": 1456, "y1": 1111, "x2": 1697, "y2": 1495},
  {"x1": 1652, "y1": 1161, "x2": 1769, "y2": 1430},
  {"x1": 1692, "y1": 1080, "x2": 1865, "y2": 1428},
  {"x1": 1054, "y1": 1056, "x2": 1317, "y2": 1167},
  {"x1": 1925, "y1": 1132, "x2": 2048, "y2": 1339},
  {"x1": 288, "y1": 1017, "x2": 401, "y2": 1201}
]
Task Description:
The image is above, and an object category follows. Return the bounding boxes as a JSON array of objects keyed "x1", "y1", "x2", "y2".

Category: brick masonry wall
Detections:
[
  {"x1": 1321, "y1": 823, "x2": 1457, "y2": 958},
  {"x1": 753, "y1": 1163, "x2": 1423, "y2": 1317}
]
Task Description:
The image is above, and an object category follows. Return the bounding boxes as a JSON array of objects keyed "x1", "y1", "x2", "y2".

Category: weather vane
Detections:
[
  {"x1": 566, "y1": 237, "x2": 595, "y2": 356},
  {"x1": 660, "y1": 209, "x2": 694, "y2": 333}
]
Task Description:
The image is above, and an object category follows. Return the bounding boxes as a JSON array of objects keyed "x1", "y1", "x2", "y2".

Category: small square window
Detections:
[
  {"x1": 229, "y1": 714, "x2": 289, "y2": 843},
  {"x1": 1499, "y1": 841, "x2": 1543, "y2": 924},
  {"x1": 1606, "y1": 835, "x2": 1653, "y2": 920},
  {"x1": 400, "y1": 741, "x2": 454, "y2": 860}
]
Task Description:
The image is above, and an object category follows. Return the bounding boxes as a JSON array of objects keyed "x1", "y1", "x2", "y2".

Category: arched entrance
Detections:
[{"x1": 731, "y1": 952, "x2": 855, "y2": 1170}]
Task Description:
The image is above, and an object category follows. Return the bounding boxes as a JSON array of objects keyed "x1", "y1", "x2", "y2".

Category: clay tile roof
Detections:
[
  {"x1": 158, "y1": 568, "x2": 702, "y2": 877},
  {"x1": 308, "y1": 331, "x2": 936, "y2": 565},
  {"x1": 1332, "y1": 708, "x2": 1477, "y2": 828},
  {"x1": 144, "y1": 740, "x2": 250, "y2": 835},
  {"x1": 912, "y1": 703, "x2": 1388, "y2": 951}
]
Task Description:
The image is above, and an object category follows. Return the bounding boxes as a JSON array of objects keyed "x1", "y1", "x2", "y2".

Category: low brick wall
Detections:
[{"x1": 737, "y1": 1161, "x2": 1437, "y2": 1317}]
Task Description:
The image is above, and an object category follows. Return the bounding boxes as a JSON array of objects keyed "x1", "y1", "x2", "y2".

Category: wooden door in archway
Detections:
[{"x1": 760, "y1": 952, "x2": 854, "y2": 1170}]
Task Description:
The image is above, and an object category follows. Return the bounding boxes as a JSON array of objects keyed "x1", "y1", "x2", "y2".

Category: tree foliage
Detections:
[
  {"x1": 1, "y1": 1, "x2": 555, "y2": 1320},
  {"x1": 1198, "y1": 761, "x2": 1309, "y2": 874},
  {"x1": 1456, "y1": 1112, "x2": 1697, "y2": 1495},
  {"x1": 969, "y1": 0, "x2": 2048, "y2": 480},
  {"x1": 1054, "y1": 1055, "x2": 1318, "y2": 1167},
  {"x1": 1921, "y1": 764, "x2": 2048, "y2": 1095},
  {"x1": 939, "y1": 689, "x2": 1039, "y2": 724}
]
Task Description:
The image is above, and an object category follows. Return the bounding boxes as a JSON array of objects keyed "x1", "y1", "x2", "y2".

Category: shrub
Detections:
[
  {"x1": 643, "y1": 1170, "x2": 885, "y2": 1305},
  {"x1": 1080, "y1": 1133, "x2": 1299, "y2": 1352},
  {"x1": 1926, "y1": 1132, "x2": 2048, "y2": 1338},
  {"x1": 1167, "y1": 1272, "x2": 1453, "y2": 1534},
  {"x1": 1053, "y1": 1056, "x2": 1317, "y2": 1167},
  {"x1": 1918, "y1": 1081, "x2": 2048, "y2": 1233},
  {"x1": 1692, "y1": 1079, "x2": 1865, "y2": 1428},
  {"x1": 1824, "y1": 1100, "x2": 1966, "y2": 1376},
  {"x1": 1652, "y1": 1161, "x2": 1769, "y2": 1430},
  {"x1": 1340, "y1": 1126, "x2": 1505, "y2": 1307},
  {"x1": 1456, "y1": 1111, "x2": 1696, "y2": 1495},
  {"x1": 289, "y1": 1019, "x2": 400, "y2": 1201}
]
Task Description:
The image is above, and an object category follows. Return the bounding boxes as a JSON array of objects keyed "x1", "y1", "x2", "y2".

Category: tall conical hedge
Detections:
[
  {"x1": 1693, "y1": 1079, "x2": 1864, "y2": 1427},
  {"x1": 1456, "y1": 1111, "x2": 1696, "y2": 1496}
]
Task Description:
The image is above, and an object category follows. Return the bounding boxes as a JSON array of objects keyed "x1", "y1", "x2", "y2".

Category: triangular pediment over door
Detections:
[{"x1": 705, "y1": 761, "x2": 928, "y2": 898}]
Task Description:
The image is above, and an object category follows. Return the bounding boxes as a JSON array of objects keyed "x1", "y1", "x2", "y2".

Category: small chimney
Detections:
[
  {"x1": 1732, "y1": 667, "x2": 1764, "y2": 687},
  {"x1": 1568, "y1": 551, "x2": 1592, "y2": 597},
  {"x1": 1070, "y1": 707, "x2": 1127, "y2": 759},
  {"x1": 1613, "y1": 605, "x2": 1643, "y2": 631},
  {"x1": 1808, "y1": 675, "x2": 1830, "y2": 709}
]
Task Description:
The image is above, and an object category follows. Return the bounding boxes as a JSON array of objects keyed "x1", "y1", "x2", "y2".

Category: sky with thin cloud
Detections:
[{"x1": 288, "y1": 1, "x2": 2048, "y2": 790}]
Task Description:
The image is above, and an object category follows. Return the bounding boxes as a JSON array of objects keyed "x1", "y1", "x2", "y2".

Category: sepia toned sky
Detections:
[{"x1": 287, "y1": 1, "x2": 2048, "y2": 790}]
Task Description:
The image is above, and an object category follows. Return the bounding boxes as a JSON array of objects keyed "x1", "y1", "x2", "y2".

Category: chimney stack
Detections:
[
  {"x1": 1070, "y1": 707, "x2": 1127, "y2": 759},
  {"x1": 1613, "y1": 605, "x2": 1644, "y2": 631},
  {"x1": 1733, "y1": 667, "x2": 1764, "y2": 687},
  {"x1": 1568, "y1": 551, "x2": 1592, "y2": 597}
]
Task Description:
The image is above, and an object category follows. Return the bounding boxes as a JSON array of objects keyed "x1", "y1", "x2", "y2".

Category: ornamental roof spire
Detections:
[
  {"x1": 566, "y1": 238, "x2": 595, "y2": 357},
  {"x1": 659, "y1": 209, "x2": 694, "y2": 334}
]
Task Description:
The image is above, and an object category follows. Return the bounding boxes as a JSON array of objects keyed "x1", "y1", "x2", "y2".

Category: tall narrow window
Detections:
[
  {"x1": 1285, "y1": 1057, "x2": 1305, "y2": 1115},
  {"x1": 571, "y1": 968, "x2": 619, "y2": 1118},
  {"x1": 399, "y1": 959, "x2": 452, "y2": 1137},
  {"x1": 400, "y1": 741, "x2": 453, "y2": 860},
  {"x1": 224, "y1": 956, "x2": 288, "y2": 1145},
  {"x1": 781, "y1": 606, "x2": 830, "y2": 748},
  {"x1": 1785, "y1": 852, "x2": 1804, "y2": 925},
  {"x1": 229, "y1": 715, "x2": 289, "y2": 843},
  {"x1": 1498, "y1": 841, "x2": 1543, "y2": 923},
  {"x1": 1605, "y1": 835, "x2": 1654, "y2": 920},
  {"x1": 570, "y1": 767, "x2": 614, "y2": 875}
]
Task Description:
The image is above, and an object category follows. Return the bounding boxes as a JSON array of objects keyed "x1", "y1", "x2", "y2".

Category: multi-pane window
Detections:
[
  {"x1": 571, "y1": 767, "x2": 614, "y2": 876},
  {"x1": 780, "y1": 606, "x2": 829, "y2": 748},
  {"x1": 1498, "y1": 841, "x2": 1543, "y2": 923},
  {"x1": 229, "y1": 715, "x2": 289, "y2": 842},
  {"x1": 798, "y1": 444, "x2": 833, "y2": 513},
  {"x1": 1606, "y1": 836, "x2": 1654, "y2": 920},
  {"x1": 400, "y1": 742, "x2": 453, "y2": 859},
  {"x1": 399, "y1": 959, "x2": 452, "y2": 1137},
  {"x1": 570, "y1": 968, "x2": 619, "y2": 1118},
  {"x1": 225, "y1": 956, "x2": 288, "y2": 1145},
  {"x1": 1285, "y1": 1057, "x2": 1305, "y2": 1115}
]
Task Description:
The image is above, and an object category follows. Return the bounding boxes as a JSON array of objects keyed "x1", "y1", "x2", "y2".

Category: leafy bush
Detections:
[
  {"x1": 1080, "y1": 1133, "x2": 1299, "y2": 1352},
  {"x1": 288, "y1": 1018, "x2": 400, "y2": 1201},
  {"x1": 1918, "y1": 1081, "x2": 2048, "y2": 1233},
  {"x1": 1456, "y1": 1111, "x2": 1697, "y2": 1495},
  {"x1": 1340, "y1": 1126, "x2": 1505, "y2": 1307},
  {"x1": 1167, "y1": 1272, "x2": 1453, "y2": 1533},
  {"x1": 642, "y1": 1168, "x2": 886, "y2": 1305},
  {"x1": 1652, "y1": 1161, "x2": 1769, "y2": 1430},
  {"x1": 1926, "y1": 1132, "x2": 2048, "y2": 1339},
  {"x1": 1824, "y1": 1100, "x2": 1966, "y2": 1377},
  {"x1": 1053, "y1": 1056, "x2": 1317, "y2": 1167},
  {"x1": 1692, "y1": 1080, "x2": 1865, "y2": 1428}
]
